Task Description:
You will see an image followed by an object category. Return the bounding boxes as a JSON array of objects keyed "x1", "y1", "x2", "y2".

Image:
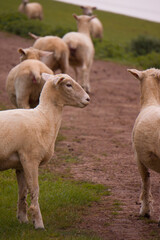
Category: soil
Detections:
[{"x1": 0, "y1": 31, "x2": 160, "y2": 240}]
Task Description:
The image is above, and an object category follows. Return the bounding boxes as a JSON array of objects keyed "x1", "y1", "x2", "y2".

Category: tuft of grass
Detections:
[{"x1": 0, "y1": 170, "x2": 109, "y2": 239}]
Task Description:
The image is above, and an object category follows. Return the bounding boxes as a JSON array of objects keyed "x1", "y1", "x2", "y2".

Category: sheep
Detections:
[
  {"x1": 6, "y1": 59, "x2": 53, "y2": 109},
  {"x1": 80, "y1": 6, "x2": 103, "y2": 40},
  {"x1": 0, "y1": 73, "x2": 90, "y2": 229},
  {"x1": 128, "y1": 68, "x2": 160, "y2": 226},
  {"x1": 63, "y1": 14, "x2": 95, "y2": 93},
  {"x1": 28, "y1": 32, "x2": 69, "y2": 73},
  {"x1": 18, "y1": 47, "x2": 56, "y2": 71},
  {"x1": 18, "y1": 0, "x2": 43, "y2": 20}
]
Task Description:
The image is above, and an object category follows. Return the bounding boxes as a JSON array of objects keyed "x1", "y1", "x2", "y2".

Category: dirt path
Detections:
[{"x1": 0, "y1": 31, "x2": 160, "y2": 240}]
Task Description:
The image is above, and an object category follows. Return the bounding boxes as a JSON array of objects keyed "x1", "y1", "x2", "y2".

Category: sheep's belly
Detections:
[{"x1": 0, "y1": 152, "x2": 22, "y2": 171}]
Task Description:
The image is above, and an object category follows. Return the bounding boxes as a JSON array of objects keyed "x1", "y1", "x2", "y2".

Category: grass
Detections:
[
  {"x1": 0, "y1": 169, "x2": 110, "y2": 240},
  {"x1": 0, "y1": 0, "x2": 160, "y2": 67},
  {"x1": 1, "y1": 0, "x2": 160, "y2": 45}
]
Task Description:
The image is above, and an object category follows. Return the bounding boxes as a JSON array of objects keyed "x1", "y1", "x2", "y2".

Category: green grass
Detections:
[
  {"x1": 0, "y1": 0, "x2": 160, "y2": 45},
  {"x1": 0, "y1": 0, "x2": 160, "y2": 67},
  {"x1": 0, "y1": 169, "x2": 110, "y2": 240}
]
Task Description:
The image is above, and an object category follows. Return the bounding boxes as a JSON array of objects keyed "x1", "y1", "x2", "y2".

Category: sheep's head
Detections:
[
  {"x1": 128, "y1": 68, "x2": 160, "y2": 106},
  {"x1": 18, "y1": 47, "x2": 38, "y2": 62},
  {"x1": 80, "y1": 6, "x2": 97, "y2": 16},
  {"x1": 18, "y1": 47, "x2": 54, "y2": 68},
  {"x1": 128, "y1": 68, "x2": 160, "y2": 82},
  {"x1": 73, "y1": 14, "x2": 96, "y2": 23},
  {"x1": 22, "y1": 0, "x2": 29, "y2": 5},
  {"x1": 42, "y1": 73, "x2": 90, "y2": 108}
]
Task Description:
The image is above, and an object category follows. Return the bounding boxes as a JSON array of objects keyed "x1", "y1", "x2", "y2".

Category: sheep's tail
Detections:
[
  {"x1": 68, "y1": 43, "x2": 77, "y2": 57},
  {"x1": 31, "y1": 69, "x2": 42, "y2": 84},
  {"x1": 28, "y1": 32, "x2": 39, "y2": 40}
]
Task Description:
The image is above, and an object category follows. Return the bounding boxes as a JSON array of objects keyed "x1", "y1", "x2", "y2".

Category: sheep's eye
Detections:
[{"x1": 66, "y1": 83, "x2": 72, "y2": 88}]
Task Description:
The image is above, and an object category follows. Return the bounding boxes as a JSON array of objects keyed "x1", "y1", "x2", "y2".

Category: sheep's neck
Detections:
[
  {"x1": 78, "y1": 24, "x2": 90, "y2": 37},
  {"x1": 37, "y1": 89, "x2": 63, "y2": 137},
  {"x1": 140, "y1": 79, "x2": 160, "y2": 109}
]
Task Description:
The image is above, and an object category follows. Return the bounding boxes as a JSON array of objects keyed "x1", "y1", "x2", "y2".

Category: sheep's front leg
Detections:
[
  {"x1": 137, "y1": 160, "x2": 152, "y2": 218},
  {"x1": 21, "y1": 158, "x2": 44, "y2": 229},
  {"x1": 16, "y1": 169, "x2": 28, "y2": 223}
]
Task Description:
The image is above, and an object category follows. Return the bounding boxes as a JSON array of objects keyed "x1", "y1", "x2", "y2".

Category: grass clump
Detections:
[
  {"x1": 0, "y1": 11, "x2": 74, "y2": 38},
  {"x1": 0, "y1": 169, "x2": 109, "y2": 239},
  {"x1": 129, "y1": 35, "x2": 160, "y2": 56}
]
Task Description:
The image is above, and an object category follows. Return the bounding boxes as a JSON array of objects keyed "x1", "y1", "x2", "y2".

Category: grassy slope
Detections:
[{"x1": 1, "y1": 0, "x2": 160, "y2": 45}]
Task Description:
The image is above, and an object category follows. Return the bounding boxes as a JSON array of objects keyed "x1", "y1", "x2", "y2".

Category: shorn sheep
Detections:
[
  {"x1": 128, "y1": 68, "x2": 160, "y2": 225},
  {"x1": 29, "y1": 32, "x2": 69, "y2": 73},
  {"x1": 18, "y1": 0, "x2": 43, "y2": 20},
  {"x1": 6, "y1": 59, "x2": 53, "y2": 108},
  {"x1": 63, "y1": 14, "x2": 95, "y2": 93},
  {"x1": 18, "y1": 47, "x2": 56, "y2": 71},
  {"x1": 0, "y1": 73, "x2": 90, "y2": 229},
  {"x1": 80, "y1": 5, "x2": 103, "y2": 40}
]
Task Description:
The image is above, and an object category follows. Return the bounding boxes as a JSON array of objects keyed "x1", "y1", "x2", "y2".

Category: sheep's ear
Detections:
[
  {"x1": 18, "y1": 48, "x2": 26, "y2": 56},
  {"x1": 73, "y1": 14, "x2": 79, "y2": 20},
  {"x1": 42, "y1": 73, "x2": 65, "y2": 86},
  {"x1": 42, "y1": 73, "x2": 54, "y2": 82},
  {"x1": 92, "y1": 7, "x2": 97, "y2": 10},
  {"x1": 128, "y1": 69, "x2": 143, "y2": 80}
]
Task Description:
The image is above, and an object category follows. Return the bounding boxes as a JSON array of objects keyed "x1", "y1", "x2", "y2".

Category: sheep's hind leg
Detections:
[
  {"x1": 16, "y1": 169, "x2": 28, "y2": 223},
  {"x1": 137, "y1": 160, "x2": 152, "y2": 218},
  {"x1": 20, "y1": 156, "x2": 44, "y2": 229}
]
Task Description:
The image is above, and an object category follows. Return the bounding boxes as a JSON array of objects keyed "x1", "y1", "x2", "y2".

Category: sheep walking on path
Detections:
[
  {"x1": 18, "y1": 0, "x2": 43, "y2": 20},
  {"x1": 28, "y1": 32, "x2": 69, "y2": 73},
  {"x1": 0, "y1": 73, "x2": 90, "y2": 229},
  {"x1": 63, "y1": 14, "x2": 95, "y2": 93},
  {"x1": 6, "y1": 59, "x2": 53, "y2": 109},
  {"x1": 128, "y1": 68, "x2": 160, "y2": 226},
  {"x1": 80, "y1": 5, "x2": 103, "y2": 40}
]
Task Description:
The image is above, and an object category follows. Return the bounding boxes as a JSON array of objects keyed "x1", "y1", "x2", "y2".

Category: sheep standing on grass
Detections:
[
  {"x1": 0, "y1": 73, "x2": 90, "y2": 229},
  {"x1": 6, "y1": 59, "x2": 53, "y2": 108},
  {"x1": 18, "y1": 0, "x2": 43, "y2": 20},
  {"x1": 128, "y1": 68, "x2": 160, "y2": 226},
  {"x1": 63, "y1": 14, "x2": 95, "y2": 93},
  {"x1": 28, "y1": 32, "x2": 69, "y2": 73},
  {"x1": 80, "y1": 6, "x2": 103, "y2": 40}
]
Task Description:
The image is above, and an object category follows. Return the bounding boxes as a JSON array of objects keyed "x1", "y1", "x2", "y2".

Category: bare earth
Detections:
[{"x1": 0, "y1": 31, "x2": 160, "y2": 240}]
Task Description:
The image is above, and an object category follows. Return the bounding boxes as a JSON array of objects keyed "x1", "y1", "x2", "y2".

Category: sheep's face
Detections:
[
  {"x1": 42, "y1": 73, "x2": 90, "y2": 108},
  {"x1": 80, "y1": 6, "x2": 97, "y2": 16}
]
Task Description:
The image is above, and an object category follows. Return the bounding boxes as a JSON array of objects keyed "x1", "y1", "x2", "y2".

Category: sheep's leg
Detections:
[
  {"x1": 73, "y1": 66, "x2": 78, "y2": 81},
  {"x1": 21, "y1": 158, "x2": 44, "y2": 229},
  {"x1": 80, "y1": 64, "x2": 91, "y2": 93},
  {"x1": 16, "y1": 169, "x2": 28, "y2": 223},
  {"x1": 137, "y1": 160, "x2": 152, "y2": 218},
  {"x1": 16, "y1": 94, "x2": 30, "y2": 109}
]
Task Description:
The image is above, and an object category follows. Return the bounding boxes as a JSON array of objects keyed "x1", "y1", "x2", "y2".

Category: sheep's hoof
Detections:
[{"x1": 143, "y1": 213, "x2": 150, "y2": 219}]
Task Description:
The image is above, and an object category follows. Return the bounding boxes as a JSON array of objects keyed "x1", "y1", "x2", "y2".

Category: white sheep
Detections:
[
  {"x1": 0, "y1": 73, "x2": 90, "y2": 229},
  {"x1": 63, "y1": 14, "x2": 95, "y2": 93},
  {"x1": 28, "y1": 32, "x2": 69, "y2": 73},
  {"x1": 128, "y1": 68, "x2": 160, "y2": 225},
  {"x1": 6, "y1": 59, "x2": 53, "y2": 109},
  {"x1": 18, "y1": 0, "x2": 43, "y2": 20},
  {"x1": 18, "y1": 47, "x2": 56, "y2": 71},
  {"x1": 80, "y1": 6, "x2": 103, "y2": 40}
]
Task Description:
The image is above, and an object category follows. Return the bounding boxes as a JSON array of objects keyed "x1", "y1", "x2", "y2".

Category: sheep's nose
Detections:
[{"x1": 86, "y1": 97, "x2": 90, "y2": 102}]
